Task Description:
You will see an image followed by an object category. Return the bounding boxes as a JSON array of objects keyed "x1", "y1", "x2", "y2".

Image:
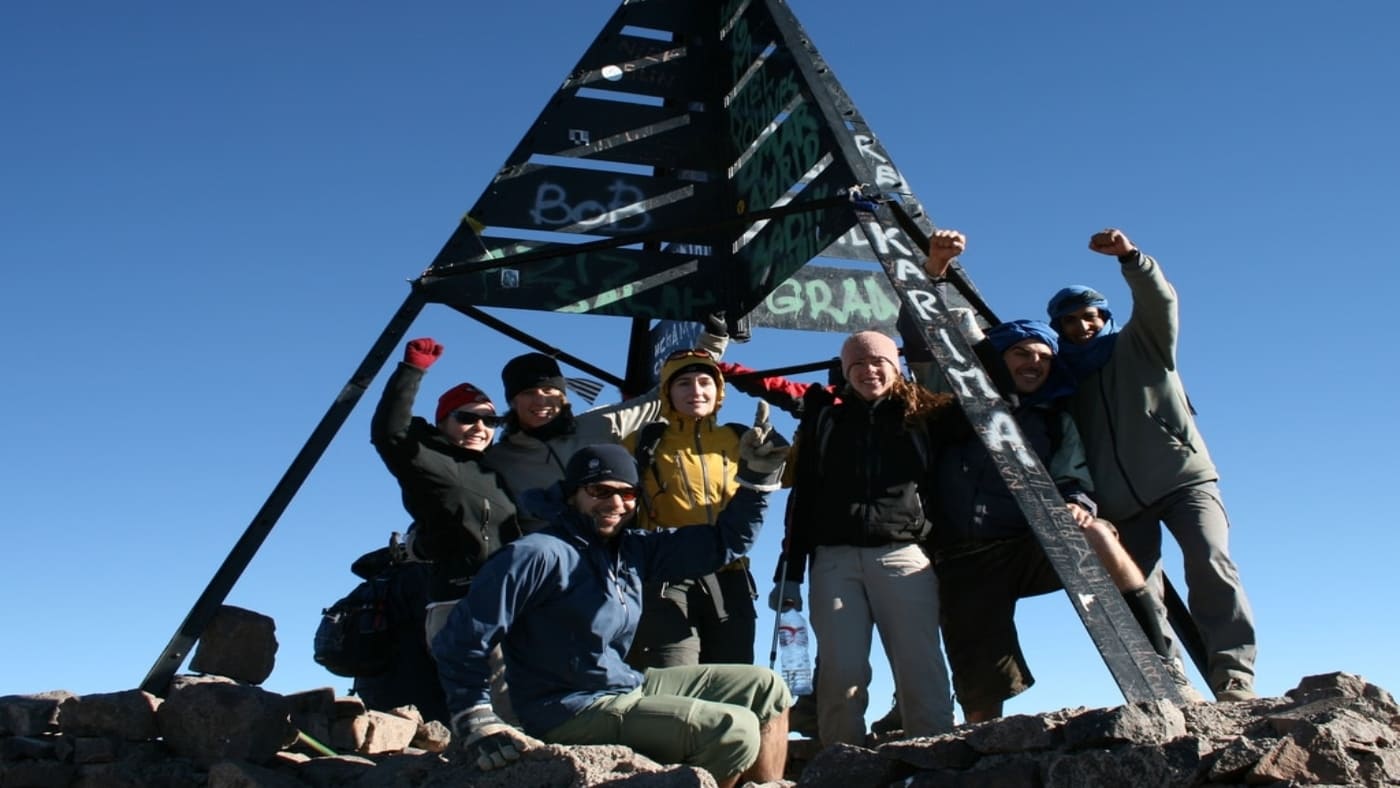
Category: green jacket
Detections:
[{"x1": 1067, "y1": 252, "x2": 1218, "y2": 522}]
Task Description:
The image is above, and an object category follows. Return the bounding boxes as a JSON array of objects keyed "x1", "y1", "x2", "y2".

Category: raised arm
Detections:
[
  {"x1": 642, "y1": 403, "x2": 787, "y2": 581},
  {"x1": 581, "y1": 326, "x2": 730, "y2": 440},
  {"x1": 922, "y1": 228, "x2": 967, "y2": 279},
  {"x1": 370, "y1": 338, "x2": 441, "y2": 458},
  {"x1": 718, "y1": 360, "x2": 829, "y2": 418},
  {"x1": 1090, "y1": 228, "x2": 1179, "y2": 368}
]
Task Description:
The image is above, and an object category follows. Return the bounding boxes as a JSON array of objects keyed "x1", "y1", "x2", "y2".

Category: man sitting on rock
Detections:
[{"x1": 432, "y1": 418, "x2": 792, "y2": 788}]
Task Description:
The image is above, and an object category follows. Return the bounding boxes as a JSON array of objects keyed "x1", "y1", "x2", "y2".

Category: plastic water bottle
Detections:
[{"x1": 777, "y1": 609, "x2": 814, "y2": 696}]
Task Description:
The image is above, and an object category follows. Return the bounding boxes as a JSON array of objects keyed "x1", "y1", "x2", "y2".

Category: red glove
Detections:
[{"x1": 404, "y1": 338, "x2": 443, "y2": 370}]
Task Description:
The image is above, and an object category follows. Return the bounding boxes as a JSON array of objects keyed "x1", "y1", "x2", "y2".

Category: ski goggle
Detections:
[
  {"x1": 665, "y1": 348, "x2": 714, "y2": 362},
  {"x1": 452, "y1": 411, "x2": 506, "y2": 428},
  {"x1": 582, "y1": 483, "x2": 639, "y2": 502}
]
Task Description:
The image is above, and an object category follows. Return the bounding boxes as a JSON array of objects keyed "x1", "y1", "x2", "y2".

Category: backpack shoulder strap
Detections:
[
  {"x1": 909, "y1": 422, "x2": 931, "y2": 475},
  {"x1": 813, "y1": 403, "x2": 838, "y2": 474},
  {"x1": 632, "y1": 420, "x2": 669, "y2": 506}
]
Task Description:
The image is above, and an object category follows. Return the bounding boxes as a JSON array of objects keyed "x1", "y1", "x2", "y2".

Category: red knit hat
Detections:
[{"x1": 436, "y1": 383, "x2": 495, "y2": 424}]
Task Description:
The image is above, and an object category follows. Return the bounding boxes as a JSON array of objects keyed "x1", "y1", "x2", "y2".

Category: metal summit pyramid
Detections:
[{"x1": 141, "y1": 0, "x2": 1188, "y2": 708}]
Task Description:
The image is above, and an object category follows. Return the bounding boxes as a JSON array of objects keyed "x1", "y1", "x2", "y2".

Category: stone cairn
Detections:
[{"x1": 3, "y1": 605, "x2": 1399, "y2": 786}]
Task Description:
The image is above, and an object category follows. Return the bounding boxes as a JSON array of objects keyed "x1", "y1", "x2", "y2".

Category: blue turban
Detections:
[
  {"x1": 1046, "y1": 285, "x2": 1120, "y2": 379},
  {"x1": 1046, "y1": 285, "x2": 1114, "y2": 327},
  {"x1": 986, "y1": 319, "x2": 1059, "y2": 355},
  {"x1": 985, "y1": 319, "x2": 1075, "y2": 404}
]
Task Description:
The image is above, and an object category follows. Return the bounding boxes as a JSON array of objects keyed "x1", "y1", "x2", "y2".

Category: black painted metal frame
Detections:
[{"x1": 142, "y1": 0, "x2": 1192, "y2": 704}]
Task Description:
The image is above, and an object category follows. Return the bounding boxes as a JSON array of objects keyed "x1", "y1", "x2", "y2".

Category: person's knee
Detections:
[
  {"x1": 709, "y1": 665, "x2": 791, "y2": 722},
  {"x1": 692, "y1": 706, "x2": 761, "y2": 779}
]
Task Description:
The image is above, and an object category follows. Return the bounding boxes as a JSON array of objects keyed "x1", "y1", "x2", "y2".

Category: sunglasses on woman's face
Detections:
[{"x1": 452, "y1": 411, "x2": 506, "y2": 428}]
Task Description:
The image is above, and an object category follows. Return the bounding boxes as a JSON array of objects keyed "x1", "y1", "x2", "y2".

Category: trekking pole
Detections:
[{"x1": 767, "y1": 555, "x2": 788, "y2": 671}]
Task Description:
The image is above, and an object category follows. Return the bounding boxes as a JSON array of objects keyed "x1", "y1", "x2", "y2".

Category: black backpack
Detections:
[{"x1": 313, "y1": 550, "x2": 396, "y2": 678}]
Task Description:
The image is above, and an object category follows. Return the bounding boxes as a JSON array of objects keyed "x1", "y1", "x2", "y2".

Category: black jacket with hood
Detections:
[{"x1": 371, "y1": 362, "x2": 521, "y2": 601}]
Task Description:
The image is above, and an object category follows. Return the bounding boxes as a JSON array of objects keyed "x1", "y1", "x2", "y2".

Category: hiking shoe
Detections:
[
  {"x1": 1163, "y1": 658, "x2": 1206, "y2": 704},
  {"x1": 1214, "y1": 677, "x2": 1258, "y2": 702},
  {"x1": 788, "y1": 694, "x2": 819, "y2": 738},
  {"x1": 870, "y1": 700, "x2": 902, "y2": 736}
]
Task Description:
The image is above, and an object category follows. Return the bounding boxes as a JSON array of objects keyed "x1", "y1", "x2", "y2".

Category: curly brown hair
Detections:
[{"x1": 890, "y1": 375, "x2": 959, "y2": 427}]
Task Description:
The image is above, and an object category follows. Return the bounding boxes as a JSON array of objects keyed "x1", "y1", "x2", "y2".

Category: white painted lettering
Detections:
[{"x1": 984, "y1": 411, "x2": 1038, "y2": 468}]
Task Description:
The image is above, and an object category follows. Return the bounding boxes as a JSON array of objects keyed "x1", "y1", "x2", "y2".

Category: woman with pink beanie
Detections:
[{"x1": 773, "y1": 329, "x2": 957, "y2": 745}]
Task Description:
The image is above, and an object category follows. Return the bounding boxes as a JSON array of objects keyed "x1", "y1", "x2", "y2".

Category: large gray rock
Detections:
[
  {"x1": 1045, "y1": 738, "x2": 1203, "y2": 787},
  {"x1": 412, "y1": 719, "x2": 451, "y2": 754},
  {"x1": 343, "y1": 752, "x2": 446, "y2": 788},
  {"x1": 331, "y1": 712, "x2": 370, "y2": 753},
  {"x1": 156, "y1": 677, "x2": 294, "y2": 767},
  {"x1": 207, "y1": 759, "x2": 307, "y2": 788},
  {"x1": 0, "y1": 759, "x2": 76, "y2": 787},
  {"x1": 361, "y1": 709, "x2": 419, "y2": 754},
  {"x1": 881, "y1": 735, "x2": 979, "y2": 770},
  {"x1": 285, "y1": 686, "x2": 336, "y2": 746},
  {"x1": 963, "y1": 712, "x2": 1061, "y2": 754},
  {"x1": 420, "y1": 743, "x2": 697, "y2": 788},
  {"x1": 58, "y1": 689, "x2": 161, "y2": 740},
  {"x1": 188, "y1": 605, "x2": 278, "y2": 685},
  {"x1": 799, "y1": 742, "x2": 900, "y2": 788},
  {"x1": 904, "y1": 752, "x2": 1041, "y2": 787},
  {"x1": 1061, "y1": 698, "x2": 1186, "y2": 748},
  {"x1": 1205, "y1": 734, "x2": 1276, "y2": 781},
  {"x1": 67, "y1": 740, "x2": 185, "y2": 788},
  {"x1": 293, "y1": 753, "x2": 377, "y2": 787},
  {"x1": 1, "y1": 735, "x2": 59, "y2": 761},
  {"x1": 0, "y1": 690, "x2": 74, "y2": 736}
]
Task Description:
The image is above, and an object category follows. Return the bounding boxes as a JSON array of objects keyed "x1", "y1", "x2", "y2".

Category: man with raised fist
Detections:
[{"x1": 1046, "y1": 229, "x2": 1258, "y2": 703}]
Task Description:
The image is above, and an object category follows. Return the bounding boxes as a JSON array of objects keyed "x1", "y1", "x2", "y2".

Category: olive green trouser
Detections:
[{"x1": 543, "y1": 664, "x2": 791, "y2": 780}]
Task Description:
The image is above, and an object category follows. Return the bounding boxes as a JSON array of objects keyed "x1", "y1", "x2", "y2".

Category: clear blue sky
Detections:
[{"x1": 4, "y1": 1, "x2": 1398, "y2": 727}]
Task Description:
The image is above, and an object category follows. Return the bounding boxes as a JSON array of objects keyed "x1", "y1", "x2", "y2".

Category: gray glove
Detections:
[
  {"x1": 768, "y1": 580, "x2": 803, "y2": 612},
  {"x1": 451, "y1": 705, "x2": 542, "y2": 771},
  {"x1": 737, "y1": 402, "x2": 789, "y2": 492}
]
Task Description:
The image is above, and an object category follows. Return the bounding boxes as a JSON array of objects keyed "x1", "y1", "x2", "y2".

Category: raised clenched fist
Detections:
[
  {"x1": 924, "y1": 229, "x2": 966, "y2": 278},
  {"x1": 1088, "y1": 228, "x2": 1137, "y2": 257},
  {"x1": 405, "y1": 338, "x2": 444, "y2": 370}
]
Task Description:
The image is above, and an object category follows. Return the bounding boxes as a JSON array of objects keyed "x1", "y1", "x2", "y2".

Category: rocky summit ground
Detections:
[{"x1": 4, "y1": 670, "x2": 1399, "y2": 787}]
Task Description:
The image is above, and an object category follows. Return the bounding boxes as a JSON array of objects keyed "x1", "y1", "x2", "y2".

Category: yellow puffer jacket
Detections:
[{"x1": 622, "y1": 352, "x2": 743, "y2": 531}]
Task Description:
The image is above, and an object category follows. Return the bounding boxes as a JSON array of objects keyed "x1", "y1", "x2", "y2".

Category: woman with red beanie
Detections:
[{"x1": 371, "y1": 337, "x2": 522, "y2": 641}]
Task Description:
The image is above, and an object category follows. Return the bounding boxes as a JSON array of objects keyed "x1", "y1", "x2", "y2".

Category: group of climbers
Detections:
[{"x1": 319, "y1": 226, "x2": 1256, "y2": 775}]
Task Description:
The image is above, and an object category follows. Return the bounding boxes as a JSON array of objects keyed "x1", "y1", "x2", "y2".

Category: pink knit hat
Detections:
[{"x1": 840, "y1": 331, "x2": 900, "y2": 377}]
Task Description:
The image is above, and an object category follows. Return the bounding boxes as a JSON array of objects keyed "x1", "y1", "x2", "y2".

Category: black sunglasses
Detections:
[
  {"x1": 452, "y1": 411, "x2": 505, "y2": 428},
  {"x1": 583, "y1": 483, "x2": 639, "y2": 502}
]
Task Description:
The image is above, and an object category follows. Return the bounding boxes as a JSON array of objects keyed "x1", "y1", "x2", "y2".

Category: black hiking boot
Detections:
[
  {"x1": 870, "y1": 699, "x2": 902, "y2": 737},
  {"x1": 789, "y1": 693, "x2": 819, "y2": 738}
]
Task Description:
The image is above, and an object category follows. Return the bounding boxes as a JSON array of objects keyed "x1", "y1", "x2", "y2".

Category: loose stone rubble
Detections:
[
  {"x1": 5, "y1": 670, "x2": 1397, "y2": 786},
  {"x1": 3, "y1": 607, "x2": 1396, "y2": 786}
]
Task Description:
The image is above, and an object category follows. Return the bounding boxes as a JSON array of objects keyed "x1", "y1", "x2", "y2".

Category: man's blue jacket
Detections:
[{"x1": 432, "y1": 484, "x2": 768, "y2": 734}]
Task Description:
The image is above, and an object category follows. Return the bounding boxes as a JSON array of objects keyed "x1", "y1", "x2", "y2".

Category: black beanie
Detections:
[
  {"x1": 502, "y1": 352, "x2": 566, "y2": 402},
  {"x1": 563, "y1": 444, "x2": 640, "y2": 495}
]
